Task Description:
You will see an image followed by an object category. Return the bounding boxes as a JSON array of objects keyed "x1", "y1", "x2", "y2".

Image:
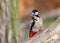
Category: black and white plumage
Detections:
[
  {"x1": 30, "y1": 9, "x2": 43, "y2": 32},
  {"x1": 31, "y1": 9, "x2": 39, "y2": 16},
  {"x1": 29, "y1": 9, "x2": 43, "y2": 37},
  {"x1": 30, "y1": 17, "x2": 36, "y2": 32}
]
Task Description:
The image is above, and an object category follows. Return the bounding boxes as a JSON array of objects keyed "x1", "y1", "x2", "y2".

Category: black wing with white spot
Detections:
[{"x1": 30, "y1": 19, "x2": 35, "y2": 31}]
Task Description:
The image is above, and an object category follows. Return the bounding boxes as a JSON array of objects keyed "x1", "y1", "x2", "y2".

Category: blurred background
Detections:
[{"x1": 19, "y1": 0, "x2": 60, "y2": 42}]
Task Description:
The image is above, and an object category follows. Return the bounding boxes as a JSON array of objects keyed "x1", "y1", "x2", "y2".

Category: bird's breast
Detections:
[{"x1": 32, "y1": 18, "x2": 43, "y2": 32}]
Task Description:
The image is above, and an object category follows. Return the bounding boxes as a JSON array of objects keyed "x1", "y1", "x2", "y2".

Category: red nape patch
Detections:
[{"x1": 29, "y1": 31, "x2": 37, "y2": 38}]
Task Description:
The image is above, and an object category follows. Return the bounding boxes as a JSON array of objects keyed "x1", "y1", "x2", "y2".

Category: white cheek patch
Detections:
[{"x1": 35, "y1": 12, "x2": 38, "y2": 15}]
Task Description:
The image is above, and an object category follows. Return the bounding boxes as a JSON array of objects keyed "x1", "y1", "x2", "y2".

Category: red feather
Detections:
[{"x1": 29, "y1": 31, "x2": 37, "y2": 38}]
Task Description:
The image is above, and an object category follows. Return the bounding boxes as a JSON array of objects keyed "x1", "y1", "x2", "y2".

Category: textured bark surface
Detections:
[{"x1": 0, "y1": 0, "x2": 20, "y2": 43}]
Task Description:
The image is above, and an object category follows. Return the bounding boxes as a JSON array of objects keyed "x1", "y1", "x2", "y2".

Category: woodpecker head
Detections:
[{"x1": 31, "y1": 9, "x2": 39, "y2": 17}]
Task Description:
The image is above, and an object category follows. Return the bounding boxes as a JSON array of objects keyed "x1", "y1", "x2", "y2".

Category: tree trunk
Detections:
[{"x1": 0, "y1": 0, "x2": 20, "y2": 43}]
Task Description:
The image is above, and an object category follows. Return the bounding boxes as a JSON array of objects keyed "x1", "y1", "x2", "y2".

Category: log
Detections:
[{"x1": 23, "y1": 17, "x2": 60, "y2": 43}]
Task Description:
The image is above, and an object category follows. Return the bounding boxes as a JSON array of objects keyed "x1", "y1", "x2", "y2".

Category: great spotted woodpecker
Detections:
[{"x1": 29, "y1": 9, "x2": 43, "y2": 38}]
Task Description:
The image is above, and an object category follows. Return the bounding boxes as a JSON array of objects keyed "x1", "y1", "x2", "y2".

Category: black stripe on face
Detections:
[{"x1": 35, "y1": 15, "x2": 40, "y2": 18}]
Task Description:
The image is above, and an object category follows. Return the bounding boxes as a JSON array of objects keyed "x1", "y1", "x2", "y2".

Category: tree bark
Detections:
[{"x1": 0, "y1": 0, "x2": 20, "y2": 43}]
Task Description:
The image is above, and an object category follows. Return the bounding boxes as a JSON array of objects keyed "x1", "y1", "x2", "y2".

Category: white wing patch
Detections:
[{"x1": 30, "y1": 20, "x2": 33, "y2": 26}]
